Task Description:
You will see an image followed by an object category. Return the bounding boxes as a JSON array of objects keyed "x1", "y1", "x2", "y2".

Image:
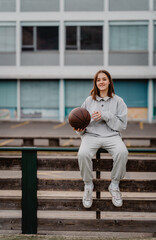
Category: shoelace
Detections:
[
  {"x1": 84, "y1": 189, "x2": 91, "y2": 201},
  {"x1": 112, "y1": 189, "x2": 121, "y2": 200}
]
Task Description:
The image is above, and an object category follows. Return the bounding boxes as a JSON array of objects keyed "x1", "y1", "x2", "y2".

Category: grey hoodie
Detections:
[{"x1": 78, "y1": 94, "x2": 127, "y2": 137}]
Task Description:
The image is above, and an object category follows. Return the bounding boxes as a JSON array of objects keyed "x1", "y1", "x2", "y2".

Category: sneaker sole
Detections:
[
  {"x1": 108, "y1": 186, "x2": 123, "y2": 207},
  {"x1": 82, "y1": 199, "x2": 93, "y2": 208}
]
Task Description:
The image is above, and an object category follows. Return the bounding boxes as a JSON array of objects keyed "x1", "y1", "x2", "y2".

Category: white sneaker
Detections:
[
  {"x1": 82, "y1": 183, "x2": 94, "y2": 208},
  {"x1": 108, "y1": 184, "x2": 123, "y2": 207}
]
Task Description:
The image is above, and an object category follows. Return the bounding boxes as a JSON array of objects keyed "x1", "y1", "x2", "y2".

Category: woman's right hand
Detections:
[{"x1": 73, "y1": 128, "x2": 85, "y2": 132}]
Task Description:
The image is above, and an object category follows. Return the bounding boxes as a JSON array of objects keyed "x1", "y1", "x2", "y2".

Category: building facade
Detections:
[{"x1": 0, "y1": 0, "x2": 156, "y2": 122}]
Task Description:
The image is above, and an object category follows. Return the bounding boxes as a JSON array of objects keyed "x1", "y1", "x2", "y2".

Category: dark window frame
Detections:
[
  {"x1": 65, "y1": 25, "x2": 103, "y2": 50},
  {"x1": 22, "y1": 26, "x2": 59, "y2": 51}
]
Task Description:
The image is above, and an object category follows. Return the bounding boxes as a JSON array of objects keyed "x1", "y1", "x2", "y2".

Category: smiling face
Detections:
[
  {"x1": 96, "y1": 72, "x2": 110, "y2": 95},
  {"x1": 91, "y1": 70, "x2": 115, "y2": 100}
]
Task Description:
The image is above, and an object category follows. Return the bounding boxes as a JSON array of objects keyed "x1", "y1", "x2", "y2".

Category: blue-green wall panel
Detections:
[
  {"x1": 114, "y1": 80, "x2": 147, "y2": 107},
  {"x1": 154, "y1": 24, "x2": 156, "y2": 51},
  {"x1": 21, "y1": 80, "x2": 59, "y2": 109},
  {"x1": 0, "y1": 80, "x2": 17, "y2": 107},
  {"x1": 154, "y1": 80, "x2": 156, "y2": 107},
  {"x1": 154, "y1": 80, "x2": 156, "y2": 118},
  {"x1": 65, "y1": 80, "x2": 92, "y2": 116}
]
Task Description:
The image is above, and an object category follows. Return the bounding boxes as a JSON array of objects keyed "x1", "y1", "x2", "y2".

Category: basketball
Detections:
[{"x1": 68, "y1": 107, "x2": 91, "y2": 130}]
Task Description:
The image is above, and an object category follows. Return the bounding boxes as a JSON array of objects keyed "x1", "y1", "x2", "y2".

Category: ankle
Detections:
[
  {"x1": 111, "y1": 181, "x2": 119, "y2": 189},
  {"x1": 84, "y1": 182, "x2": 93, "y2": 190}
]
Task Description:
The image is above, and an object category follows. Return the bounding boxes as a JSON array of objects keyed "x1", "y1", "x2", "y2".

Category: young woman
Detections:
[{"x1": 74, "y1": 70, "x2": 128, "y2": 208}]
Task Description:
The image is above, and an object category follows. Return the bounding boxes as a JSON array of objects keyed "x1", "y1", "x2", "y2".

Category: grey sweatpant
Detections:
[{"x1": 78, "y1": 134, "x2": 128, "y2": 185}]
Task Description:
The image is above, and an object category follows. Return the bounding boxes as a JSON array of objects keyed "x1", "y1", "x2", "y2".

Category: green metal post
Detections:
[
  {"x1": 96, "y1": 150, "x2": 101, "y2": 220},
  {"x1": 22, "y1": 150, "x2": 37, "y2": 234}
]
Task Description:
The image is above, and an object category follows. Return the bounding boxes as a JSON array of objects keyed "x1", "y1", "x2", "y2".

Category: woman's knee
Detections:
[
  {"x1": 115, "y1": 147, "x2": 128, "y2": 161},
  {"x1": 78, "y1": 148, "x2": 91, "y2": 160},
  {"x1": 122, "y1": 147, "x2": 128, "y2": 157}
]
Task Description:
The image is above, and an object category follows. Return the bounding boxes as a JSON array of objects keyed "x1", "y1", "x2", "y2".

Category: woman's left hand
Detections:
[{"x1": 92, "y1": 111, "x2": 102, "y2": 121}]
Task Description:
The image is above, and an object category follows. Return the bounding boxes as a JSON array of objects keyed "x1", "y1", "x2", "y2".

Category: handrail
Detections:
[
  {"x1": 0, "y1": 147, "x2": 156, "y2": 153},
  {"x1": 0, "y1": 147, "x2": 79, "y2": 151}
]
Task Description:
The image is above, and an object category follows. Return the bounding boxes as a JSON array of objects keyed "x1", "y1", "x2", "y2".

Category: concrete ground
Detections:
[
  {"x1": 0, "y1": 235, "x2": 156, "y2": 240},
  {"x1": 0, "y1": 120, "x2": 156, "y2": 147},
  {"x1": 0, "y1": 120, "x2": 156, "y2": 137}
]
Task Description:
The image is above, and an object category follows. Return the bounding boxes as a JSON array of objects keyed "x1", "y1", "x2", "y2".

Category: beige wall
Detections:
[{"x1": 128, "y1": 108, "x2": 147, "y2": 120}]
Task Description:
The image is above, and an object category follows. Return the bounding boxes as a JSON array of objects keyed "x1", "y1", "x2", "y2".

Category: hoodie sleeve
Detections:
[{"x1": 101, "y1": 98, "x2": 127, "y2": 132}]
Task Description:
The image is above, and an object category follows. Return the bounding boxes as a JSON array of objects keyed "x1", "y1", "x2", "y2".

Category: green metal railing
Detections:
[{"x1": 0, "y1": 147, "x2": 156, "y2": 234}]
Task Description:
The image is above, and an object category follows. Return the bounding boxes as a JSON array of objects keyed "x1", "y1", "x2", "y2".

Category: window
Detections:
[
  {"x1": 22, "y1": 26, "x2": 58, "y2": 51},
  {"x1": 22, "y1": 27, "x2": 33, "y2": 51},
  {"x1": 66, "y1": 26, "x2": 102, "y2": 50},
  {"x1": 66, "y1": 26, "x2": 77, "y2": 49},
  {"x1": 0, "y1": 26, "x2": 16, "y2": 52},
  {"x1": 81, "y1": 26, "x2": 102, "y2": 50},
  {"x1": 37, "y1": 27, "x2": 58, "y2": 50},
  {"x1": 109, "y1": 21, "x2": 148, "y2": 51}
]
